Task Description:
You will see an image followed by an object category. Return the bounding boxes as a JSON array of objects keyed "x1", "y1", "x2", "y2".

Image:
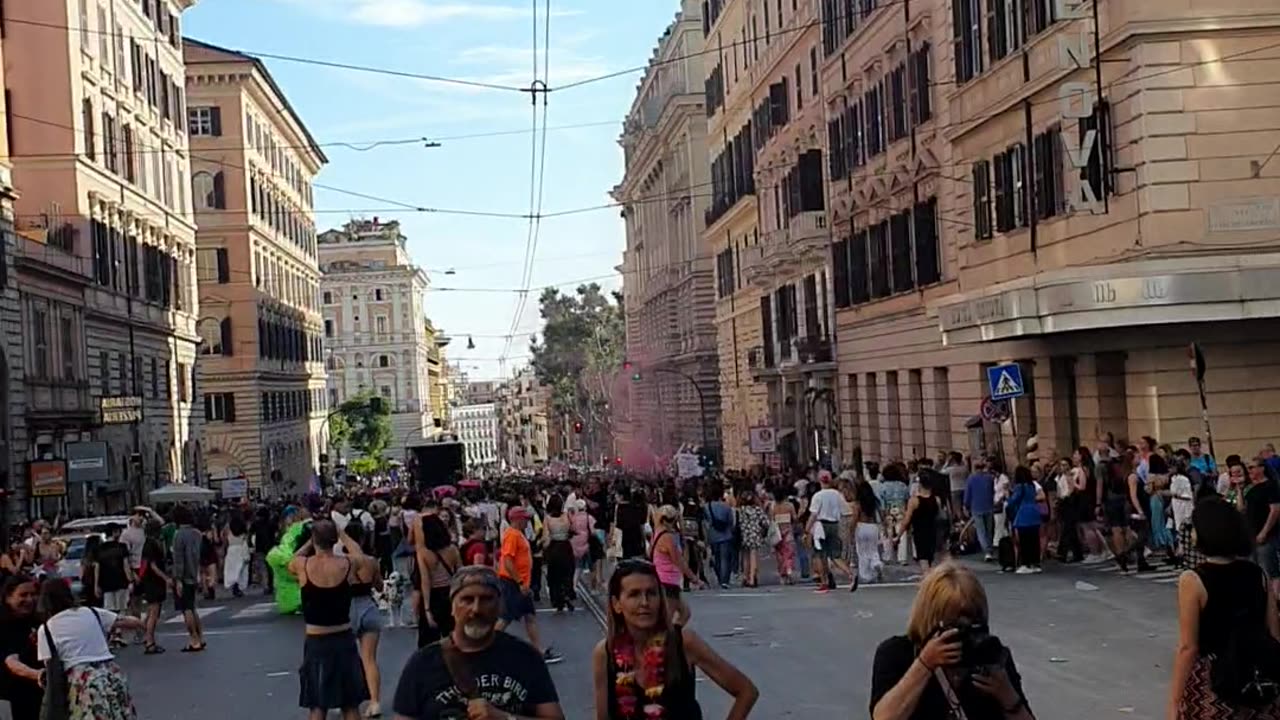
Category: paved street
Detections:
[
  {"x1": 118, "y1": 557, "x2": 1176, "y2": 719},
  {"x1": 120, "y1": 596, "x2": 602, "y2": 719}
]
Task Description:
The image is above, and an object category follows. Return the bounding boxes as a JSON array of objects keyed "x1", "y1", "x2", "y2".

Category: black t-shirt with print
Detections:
[
  {"x1": 870, "y1": 635, "x2": 1027, "y2": 720},
  {"x1": 392, "y1": 632, "x2": 559, "y2": 719}
]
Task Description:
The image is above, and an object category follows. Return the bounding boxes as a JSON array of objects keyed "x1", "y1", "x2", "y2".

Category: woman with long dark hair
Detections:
[
  {"x1": 81, "y1": 534, "x2": 103, "y2": 608},
  {"x1": 854, "y1": 478, "x2": 883, "y2": 585},
  {"x1": 0, "y1": 575, "x2": 42, "y2": 720},
  {"x1": 542, "y1": 495, "x2": 576, "y2": 613},
  {"x1": 415, "y1": 514, "x2": 461, "y2": 647},
  {"x1": 1007, "y1": 466, "x2": 1046, "y2": 574},
  {"x1": 592, "y1": 560, "x2": 757, "y2": 720},
  {"x1": 37, "y1": 578, "x2": 144, "y2": 720}
]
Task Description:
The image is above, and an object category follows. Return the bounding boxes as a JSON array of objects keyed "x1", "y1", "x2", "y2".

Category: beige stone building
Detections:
[
  {"x1": 423, "y1": 318, "x2": 451, "y2": 431},
  {"x1": 824, "y1": 0, "x2": 1280, "y2": 467},
  {"x1": 615, "y1": 0, "x2": 721, "y2": 465},
  {"x1": 497, "y1": 368, "x2": 550, "y2": 469},
  {"x1": 704, "y1": 0, "x2": 839, "y2": 470},
  {"x1": 0, "y1": 31, "x2": 26, "y2": 516},
  {"x1": 319, "y1": 218, "x2": 435, "y2": 460},
  {"x1": 184, "y1": 39, "x2": 327, "y2": 494},
  {"x1": 8, "y1": 0, "x2": 202, "y2": 508}
]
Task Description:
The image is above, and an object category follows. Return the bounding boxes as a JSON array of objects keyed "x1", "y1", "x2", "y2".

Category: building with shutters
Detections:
[
  {"x1": 822, "y1": 0, "x2": 1280, "y2": 467},
  {"x1": 703, "y1": 0, "x2": 838, "y2": 471},
  {"x1": 0, "y1": 35, "x2": 25, "y2": 519},
  {"x1": 6, "y1": 0, "x2": 202, "y2": 510},
  {"x1": 614, "y1": 0, "x2": 721, "y2": 466},
  {"x1": 454, "y1": 403, "x2": 498, "y2": 468},
  {"x1": 184, "y1": 38, "x2": 328, "y2": 495},
  {"x1": 318, "y1": 218, "x2": 435, "y2": 461}
]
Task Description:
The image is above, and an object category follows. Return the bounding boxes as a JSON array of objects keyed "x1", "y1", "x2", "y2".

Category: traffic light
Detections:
[
  {"x1": 614, "y1": 456, "x2": 623, "y2": 465},
  {"x1": 623, "y1": 360, "x2": 641, "y2": 382},
  {"x1": 573, "y1": 421, "x2": 583, "y2": 434}
]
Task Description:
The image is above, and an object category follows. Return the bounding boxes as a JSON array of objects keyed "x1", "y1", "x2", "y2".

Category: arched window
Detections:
[{"x1": 198, "y1": 318, "x2": 225, "y2": 355}]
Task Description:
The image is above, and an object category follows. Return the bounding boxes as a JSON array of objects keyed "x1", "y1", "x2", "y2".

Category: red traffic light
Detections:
[
  {"x1": 614, "y1": 456, "x2": 623, "y2": 465},
  {"x1": 573, "y1": 421, "x2": 583, "y2": 434}
]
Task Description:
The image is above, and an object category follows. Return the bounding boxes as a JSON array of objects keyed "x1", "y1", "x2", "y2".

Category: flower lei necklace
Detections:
[{"x1": 613, "y1": 632, "x2": 667, "y2": 719}]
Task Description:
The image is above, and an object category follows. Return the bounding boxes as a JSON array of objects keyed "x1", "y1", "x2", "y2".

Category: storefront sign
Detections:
[
  {"x1": 66, "y1": 441, "x2": 110, "y2": 484},
  {"x1": 938, "y1": 289, "x2": 1035, "y2": 332},
  {"x1": 1055, "y1": 0, "x2": 1105, "y2": 215},
  {"x1": 1039, "y1": 273, "x2": 1243, "y2": 314},
  {"x1": 100, "y1": 396, "x2": 143, "y2": 424},
  {"x1": 1209, "y1": 197, "x2": 1280, "y2": 232},
  {"x1": 28, "y1": 460, "x2": 68, "y2": 497}
]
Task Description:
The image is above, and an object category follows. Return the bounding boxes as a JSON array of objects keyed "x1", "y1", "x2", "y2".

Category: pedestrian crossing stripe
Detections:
[
  {"x1": 994, "y1": 371, "x2": 1022, "y2": 398},
  {"x1": 230, "y1": 602, "x2": 277, "y2": 620},
  {"x1": 163, "y1": 605, "x2": 224, "y2": 624}
]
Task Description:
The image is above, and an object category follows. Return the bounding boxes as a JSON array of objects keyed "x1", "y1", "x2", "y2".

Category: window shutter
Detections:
[
  {"x1": 210, "y1": 107, "x2": 222, "y2": 136},
  {"x1": 220, "y1": 317, "x2": 233, "y2": 356},
  {"x1": 204, "y1": 395, "x2": 213, "y2": 421},
  {"x1": 225, "y1": 394, "x2": 236, "y2": 423},
  {"x1": 832, "y1": 238, "x2": 851, "y2": 308},
  {"x1": 760, "y1": 295, "x2": 774, "y2": 368},
  {"x1": 216, "y1": 248, "x2": 229, "y2": 283},
  {"x1": 213, "y1": 171, "x2": 226, "y2": 209}
]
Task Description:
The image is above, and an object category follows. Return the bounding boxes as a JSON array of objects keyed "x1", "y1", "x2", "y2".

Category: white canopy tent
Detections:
[{"x1": 148, "y1": 483, "x2": 217, "y2": 503}]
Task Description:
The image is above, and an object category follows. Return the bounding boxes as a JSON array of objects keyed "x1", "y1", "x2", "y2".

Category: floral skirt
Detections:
[
  {"x1": 68, "y1": 660, "x2": 136, "y2": 720},
  {"x1": 1179, "y1": 655, "x2": 1280, "y2": 719}
]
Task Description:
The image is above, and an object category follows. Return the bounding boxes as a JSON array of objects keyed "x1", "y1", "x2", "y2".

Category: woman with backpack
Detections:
[{"x1": 1169, "y1": 496, "x2": 1280, "y2": 718}]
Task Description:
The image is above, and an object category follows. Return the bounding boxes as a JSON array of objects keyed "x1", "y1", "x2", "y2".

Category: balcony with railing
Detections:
[{"x1": 787, "y1": 211, "x2": 829, "y2": 258}]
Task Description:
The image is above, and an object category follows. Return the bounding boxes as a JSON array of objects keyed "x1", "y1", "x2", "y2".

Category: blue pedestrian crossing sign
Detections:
[{"x1": 987, "y1": 363, "x2": 1026, "y2": 401}]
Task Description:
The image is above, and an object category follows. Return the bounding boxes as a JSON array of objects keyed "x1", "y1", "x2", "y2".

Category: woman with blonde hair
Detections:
[
  {"x1": 592, "y1": 560, "x2": 757, "y2": 719},
  {"x1": 649, "y1": 506, "x2": 704, "y2": 625},
  {"x1": 870, "y1": 562, "x2": 1034, "y2": 720}
]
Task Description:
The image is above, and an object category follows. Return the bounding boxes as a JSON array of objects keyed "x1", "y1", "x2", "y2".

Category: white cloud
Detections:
[{"x1": 278, "y1": 0, "x2": 579, "y2": 28}]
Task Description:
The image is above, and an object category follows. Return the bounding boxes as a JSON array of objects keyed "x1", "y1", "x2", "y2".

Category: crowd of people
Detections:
[{"x1": 2, "y1": 430, "x2": 1280, "y2": 718}]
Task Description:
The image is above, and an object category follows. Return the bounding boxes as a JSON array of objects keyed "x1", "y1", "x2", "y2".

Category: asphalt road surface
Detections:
[{"x1": 114, "y1": 556, "x2": 1174, "y2": 719}]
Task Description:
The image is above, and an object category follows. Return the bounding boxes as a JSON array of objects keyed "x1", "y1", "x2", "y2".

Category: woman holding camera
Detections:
[{"x1": 870, "y1": 563, "x2": 1035, "y2": 720}]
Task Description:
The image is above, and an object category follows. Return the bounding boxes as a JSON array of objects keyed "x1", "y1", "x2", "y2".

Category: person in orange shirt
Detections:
[{"x1": 498, "y1": 507, "x2": 563, "y2": 664}]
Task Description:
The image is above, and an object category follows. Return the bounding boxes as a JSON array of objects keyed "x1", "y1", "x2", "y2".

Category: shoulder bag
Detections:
[
  {"x1": 440, "y1": 637, "x2": 479, "y2": 701},
  {"x1": 40, "y1": 623, "x2": 70, "y2": 720}
]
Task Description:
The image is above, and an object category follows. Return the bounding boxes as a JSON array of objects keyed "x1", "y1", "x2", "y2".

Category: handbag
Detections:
[
  {"x1": 765, "y1": 521, "x2": 782, "y2": 548},
  {"x1": 40, "y1": 623, "x2": 70, "y2": 720}
]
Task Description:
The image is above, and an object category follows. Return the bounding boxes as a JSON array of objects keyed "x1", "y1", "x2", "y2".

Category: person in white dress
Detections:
[{"x1": 223, "y1": 514, "x2": 250, "y2": 598}]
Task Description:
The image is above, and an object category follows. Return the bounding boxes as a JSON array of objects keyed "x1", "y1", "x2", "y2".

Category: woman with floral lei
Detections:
[{"x1": 592, "y1": 560, "x2": 758, "y2": 720}]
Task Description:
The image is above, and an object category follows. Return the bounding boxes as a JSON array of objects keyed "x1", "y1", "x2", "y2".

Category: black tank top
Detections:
[
  {"x1": 349, "y1": 581, "x2": 373, "y2": 598},
  {"x1": 911, "y1": 495, "x2": 939, "y2": 534},
  {"x1": 1196, "y1": 560, "x2": 1268, "y2": 656},
  {"x1": 301, "y1": 558, "x2": 352, "y2": 626},
  {"x1": 606, "y1": 627, "x2": 701, "y2": 720}
]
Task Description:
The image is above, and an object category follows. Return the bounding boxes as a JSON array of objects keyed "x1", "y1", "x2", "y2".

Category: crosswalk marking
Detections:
[
  {"x1": 230, "y1": 602, "x2": 278, "y2": 620},
  {"x1": 163, "y1": 605, "x2": 224, "y2": 624}
]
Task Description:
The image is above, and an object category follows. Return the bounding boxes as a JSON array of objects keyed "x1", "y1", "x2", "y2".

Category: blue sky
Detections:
[{"x1": 184, "y1": 0, "x2": 678, "y2": 381}]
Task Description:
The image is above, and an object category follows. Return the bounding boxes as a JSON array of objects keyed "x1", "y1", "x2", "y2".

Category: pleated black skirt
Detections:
[{"x1": 298, "y1": 631, "x2": 369, "y2": 710}]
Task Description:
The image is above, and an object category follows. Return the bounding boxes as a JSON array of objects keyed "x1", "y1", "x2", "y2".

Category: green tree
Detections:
[
  {"x1": 330, "y1": 393, "x2": 392, "y2": 467},
  {"x1": 529, "y1": 283, "x2": 625, "y2": 456}
]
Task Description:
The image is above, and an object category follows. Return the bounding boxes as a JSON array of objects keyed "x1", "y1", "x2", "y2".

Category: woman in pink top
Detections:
[
  {"x1": 569, "y1": 499, "x2": 595, "y2": 586},
  {"x1": 650, "y1": 506, "x2": 704, "y2": 625}
]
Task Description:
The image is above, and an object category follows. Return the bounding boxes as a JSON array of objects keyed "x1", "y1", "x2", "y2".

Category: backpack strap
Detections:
[{"x1": 440, "y1": 636, "x2": 478, "y2": 700}]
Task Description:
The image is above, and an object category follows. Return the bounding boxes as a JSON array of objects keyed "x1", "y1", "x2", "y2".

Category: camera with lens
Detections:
[{"x1": 945, "y1": 619, "x2": 1006, "y2": 674}]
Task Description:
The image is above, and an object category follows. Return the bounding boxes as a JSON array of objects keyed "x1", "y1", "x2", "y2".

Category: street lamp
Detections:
[{"x1": 626, "y1": 361, "x2": 711, "y2": 456}]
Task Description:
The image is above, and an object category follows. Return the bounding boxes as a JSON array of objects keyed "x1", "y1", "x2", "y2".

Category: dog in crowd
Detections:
[{"x1": 375, "y1": 570, "x2": 409, "y2": 627}]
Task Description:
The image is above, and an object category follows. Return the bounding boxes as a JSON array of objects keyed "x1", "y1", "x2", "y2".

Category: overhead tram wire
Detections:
[{"x1": 500, "y1": 0, "x2": 553, "y2": 367}]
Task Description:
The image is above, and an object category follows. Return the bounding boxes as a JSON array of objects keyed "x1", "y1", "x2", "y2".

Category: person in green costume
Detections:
[{"x1": 267, "y1": 510, "x2": 310, "y2": 614}]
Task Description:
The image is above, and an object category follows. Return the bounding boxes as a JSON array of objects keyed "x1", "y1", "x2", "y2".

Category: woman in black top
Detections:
[
  {"x1": 80, "y1": 534, "x2": 103, "y2": 608},
  {"x1": 0, "y1": 576, "x2": 42, "y2": 720},
  {"x1": 592, "y1": 560, "x2": 757, "y2": 720},
  {"x1": 871, "y1": 563, "x2": 1034, "y2": 720},
  {"x1": 616, "y1": 489, "x2": 649, "y2": 560},
  {"x1": 1169, "y1": 497, "x2": 1280, "y2": 718}
]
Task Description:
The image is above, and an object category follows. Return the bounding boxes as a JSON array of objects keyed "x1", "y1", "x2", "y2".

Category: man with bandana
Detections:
[{"x1": 391, "y1": 566, "x2": 564, "y2": 720}]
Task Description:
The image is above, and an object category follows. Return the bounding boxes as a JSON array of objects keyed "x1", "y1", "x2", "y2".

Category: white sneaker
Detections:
[
  {"x1": 983, "y1": 553, "x2": 995, "y2": 562},
  {"x1": 1015, "y1": 566, "x2": 1034, "y2": 575},
  {"x1": 1032, "y1": 566, "x2": 1043, "y2": 573}
]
